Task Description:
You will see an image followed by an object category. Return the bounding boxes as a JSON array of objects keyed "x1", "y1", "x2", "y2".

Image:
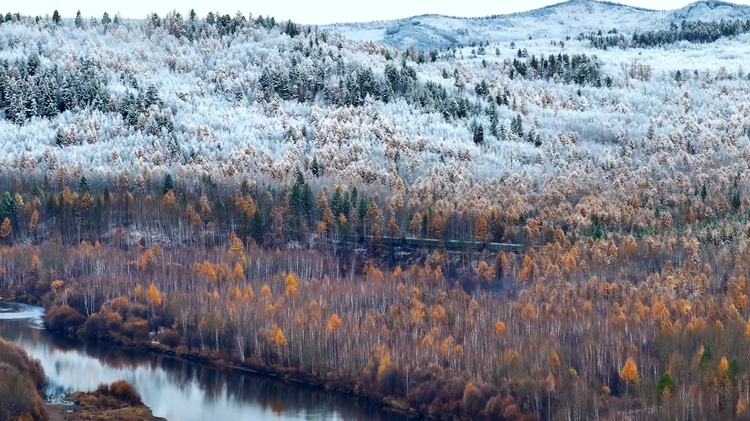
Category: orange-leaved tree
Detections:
[{"x1": 620, "y1": 357, "x2": 640, "y2": 395}]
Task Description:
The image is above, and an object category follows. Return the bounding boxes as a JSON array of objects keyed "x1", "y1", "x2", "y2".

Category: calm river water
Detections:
[{"x1": 0, "y1": 302, "x2": 412, "y2": 421}]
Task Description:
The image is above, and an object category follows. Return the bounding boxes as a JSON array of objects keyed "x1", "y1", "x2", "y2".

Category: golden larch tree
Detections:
[
  {"x1": 229, "y1": 232, "x2": 245, "y2": 261},
  {"x1": 327, "y1": 314, "x2": 342, "y2": 334},
  {"x1": 260, "y1": 284, "x2": 273, "y2": 301},
  {"x1": 0, "y1": 217, "x2": 11, "y2": 238},
  {"x1": 233, "y1": 262, "x2": 245, "y2": 280},
  {"x1": 409, "y1": 212, "x2": 422, "y2": 237},
  {"x1": 388, "y1": 216, "x2": 400, "y2": 238},
  {"x1": 271, "y1": 325, "x2": 287, "y2": 348},
  {"x1": 474, "y1": 216, "x2": 490, "y2": 243},
  {"x1": 495, "y1": 321, "x2": 506, "y2": 335},
  {"x1": 28, "y1": 210, "x2": 39, "y2": 232},
  {"x1": 285, "y1": 272, "x2": 300, "y2": 296},
  {"x1": 200, "y1": 261, "x2": 218, "y2": 283},
  {"x1": 148, "y1": 284, "x2": 162, "y2": 307},
  {"x1": 620, "y1": 357, "x2": 640, "y2": 394},
  {"x1": 163, "y1": 190, "x2": 176, "y2": 207}
]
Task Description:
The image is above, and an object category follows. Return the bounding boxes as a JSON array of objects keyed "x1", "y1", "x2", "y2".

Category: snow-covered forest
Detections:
[
  {"x1": 1, "y1": 3, "x2": 749, "y2": 226},
  {"x1": 2, "y1": 2, "x2": 750, "y2": 420}
]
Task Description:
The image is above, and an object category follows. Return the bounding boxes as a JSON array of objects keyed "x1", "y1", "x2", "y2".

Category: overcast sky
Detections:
[{"x1": 11, "y1": 0, "x2": 750, "y2": 25}]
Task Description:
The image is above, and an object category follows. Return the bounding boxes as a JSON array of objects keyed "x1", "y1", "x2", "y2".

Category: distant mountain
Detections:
[{"x1": 324, "y1": 0, "x2": 750, "y2": 49}]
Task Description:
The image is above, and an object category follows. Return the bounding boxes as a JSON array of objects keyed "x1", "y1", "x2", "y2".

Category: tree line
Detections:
[{"x1": 579, "y1": 18, "x2": 750, "y2": 49}]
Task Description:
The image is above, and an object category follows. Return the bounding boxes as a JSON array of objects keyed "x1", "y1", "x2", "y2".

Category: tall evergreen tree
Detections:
[
  {"x1": 163, "y1": 174, "x2": 175, "y2": 194},
  {"x1": 75, "y1": 10, "x2": 83, "y2": 28},
  {"x1": 250, "y1": 210, "x2": 265, "y2": 244},
  {"x1": 78, "y1": 176, "x2": 90, "y2": 193},
  {"x1": 488, "y1": 104, "x2": 499, "y2": 138}
]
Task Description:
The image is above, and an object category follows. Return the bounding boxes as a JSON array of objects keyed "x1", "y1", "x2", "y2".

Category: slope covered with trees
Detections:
[
  {"x1": 0, "y1": 338, "x2": 48, "y2": 421},
  {"x1": 1, "y1": 5, "x2": 750, "y2": 421}
]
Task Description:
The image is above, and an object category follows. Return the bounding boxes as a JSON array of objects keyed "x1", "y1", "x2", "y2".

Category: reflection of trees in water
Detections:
[
  {"x1": 1, "y1": 320, "x2": 412, "y2": 421},
  {"x1": 225, "y1": 375, "x2": 411, "y2": 421}
]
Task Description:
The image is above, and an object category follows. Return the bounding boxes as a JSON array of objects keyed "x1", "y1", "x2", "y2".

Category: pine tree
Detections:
[
  {"x1": 511, "y1": 114, "x2": 524, "y2": 139},
  {"x1": 311, "y1": 156, "x2": 320, "y2": 178},
  {"x1": 657, "y1": 372, "x2": 676, "y2": 398},
  {"x1": 250, "y1": 210, "x2": 264, "y2": 244},
  {"x1": 75, "y1": 10, "x2": 83, "y2": 28},
  {"x1": 1, "y1": 192, "x2": 18, "y2": 220},
  {"x1": 145, "y1": 85, "x2": 160, "y2": 108},
  {"x1": 40, "y1": 76, "x2": 56, "y2": 118},
  {"x1": 163, "y1": 174, "x2": 175, "y2": 194},
  {"x1": 488, "y1": 104, "x2": 499, "y2": 138},
  {"x1": 56, "y1": 126, "x2": 65, "y2": 147},
  {"x1": 52, "y1": 10, "x2": 61, "y2": 25},
  {"x1": 472, "y1": 122, "x2": 485, "y2": 145},
  {"x1": 101, "y1": 12, "x2": 111, "y2": 25},
  {"x1": 78, "y1": 176, "x2": 90, "y2": 194},
  {"x1": 7, "y1": 77, "x2": 26, "y2": 125}
]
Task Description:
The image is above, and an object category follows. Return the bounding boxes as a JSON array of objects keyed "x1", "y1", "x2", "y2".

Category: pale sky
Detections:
[{"x1": 9, "y1": 0, "x2": 750, "y2": 25}]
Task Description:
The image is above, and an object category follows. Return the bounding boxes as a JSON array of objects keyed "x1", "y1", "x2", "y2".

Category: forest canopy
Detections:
[{"x1": 1, "y1": 5, "x2": 750, "y2": 421}]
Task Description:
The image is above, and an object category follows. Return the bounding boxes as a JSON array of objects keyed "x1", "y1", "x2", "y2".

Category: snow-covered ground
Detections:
[{"x1": 325, "y1": 0, "x2": 750, "y2": 50}]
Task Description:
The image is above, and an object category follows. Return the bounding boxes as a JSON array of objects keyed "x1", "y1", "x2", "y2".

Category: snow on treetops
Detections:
[{"x1": 0, "y1": 7, "x2": 748, "y2": 208}]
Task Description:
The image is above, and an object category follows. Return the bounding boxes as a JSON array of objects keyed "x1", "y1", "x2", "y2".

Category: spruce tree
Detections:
[
  {"x1": 163, "y1": 174, "x2": 175, "y2": 194},
  {"x1": 250, "y1": 210, "x2": 264, "y2": 243},
  {"x1": 511, "y1": 114, "x2": 524, "y2": 139},
  {"x1": 78, "y1": 176, "x2": 90, "y2": 193},
  {"x1": 488, "y1": 104, "x2": 499, "y2": 138},
  {"x1": 472, "y1": 121, "x2": 485, "y2": 145},
  {"x1": 145, "y1": 85, "x2": 160, "y2": 108},
  {"x1": 56, "y1": 126, "x2": 65, "y2": 146},
  {"x1": 0, "y1": 192, "x2": 18, "y2": 220},
  {"x1": 75, "y1": 10, "x2": 83, "y2": 28},
  {"x1": 52, "y1": 10, "x2": 61, "y2": 25},
  {"x1": 101, "y1": 12, "x2": 111, "y2": 25},
  {"x1": 499, "y1": 124, "x2": 507, "y2": 140},
  {"x1": 657, "y1": 372, "x2": 676, "y2": 397}
]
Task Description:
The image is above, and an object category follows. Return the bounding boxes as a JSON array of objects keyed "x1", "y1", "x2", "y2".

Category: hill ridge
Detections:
[{"x1": 325, "y1": 0, "x2": 750, "y2": 50}]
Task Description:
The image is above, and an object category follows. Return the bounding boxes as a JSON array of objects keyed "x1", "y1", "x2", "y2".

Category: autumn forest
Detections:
[{"x1": 2, "y1": 3, "x2": 750, "y2": 421}]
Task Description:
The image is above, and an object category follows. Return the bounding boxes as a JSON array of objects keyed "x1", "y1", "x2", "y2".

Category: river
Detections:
[{"x1": 0, "y1": 302, "x2": 413, "y2": 421}]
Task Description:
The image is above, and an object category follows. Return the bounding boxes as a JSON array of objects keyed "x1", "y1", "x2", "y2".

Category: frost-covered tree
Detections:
[{"x1": 75, "y1": 10, "x2": 83, "y2": 28}]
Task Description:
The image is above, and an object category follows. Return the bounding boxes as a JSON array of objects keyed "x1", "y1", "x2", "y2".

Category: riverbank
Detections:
[
  {"x1": 46, "y1": 400, "x2": 164, "y2": 421},
  {"x1": 54, "y1": 330, "x2": 418, "y2": 419},
  {"x1": 46, "y1": 381, "x2": 165, "y2": 421},
  {"x1": 1, "y1": 295, "x2": 420, "y2": 420}
]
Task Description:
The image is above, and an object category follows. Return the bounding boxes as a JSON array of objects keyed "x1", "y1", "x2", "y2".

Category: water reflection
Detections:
[{"x1": 0, "y1": 302, "x2": 412, "y2": 421}]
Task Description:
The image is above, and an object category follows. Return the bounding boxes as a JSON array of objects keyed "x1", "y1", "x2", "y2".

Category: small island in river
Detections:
[{"x1": 46, "y1": 381, "x2": 165, "y2": 421}]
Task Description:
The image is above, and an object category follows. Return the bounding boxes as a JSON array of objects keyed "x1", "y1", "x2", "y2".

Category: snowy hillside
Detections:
[
  {"x1": 325, "y1": 0, "x2": 750, "y2": 50},
  {"x1": 0, "y1": 6, "x2": 749, "y2": 212}
]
